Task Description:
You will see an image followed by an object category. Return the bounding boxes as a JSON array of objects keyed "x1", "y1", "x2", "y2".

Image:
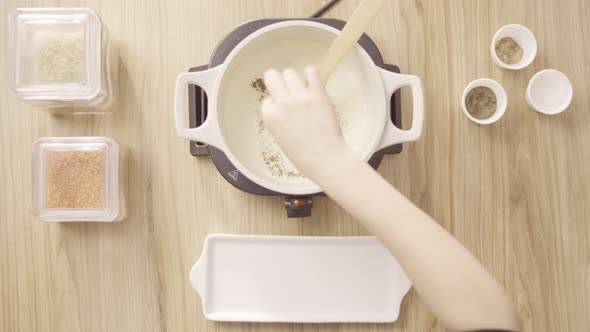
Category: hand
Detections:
[
  {"x1": 263, "y1": 69, "x2": 521, "y2": 332},
  {"x1": 261, "y1": 67, "x2": 348, "y2": 176}
]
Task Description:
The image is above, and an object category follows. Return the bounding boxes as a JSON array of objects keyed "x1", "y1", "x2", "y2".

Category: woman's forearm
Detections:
[
  {"x1": 308, "y1": 148, "x2": 521, "y2": 332},
  {"x1": 259, "y1": 67, "x2": 520, "y2": 331}
]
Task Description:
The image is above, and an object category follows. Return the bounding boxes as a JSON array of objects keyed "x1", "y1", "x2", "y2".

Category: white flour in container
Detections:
[{"x1": 33, "y1": 31, "x2": 85, "y2": 84}]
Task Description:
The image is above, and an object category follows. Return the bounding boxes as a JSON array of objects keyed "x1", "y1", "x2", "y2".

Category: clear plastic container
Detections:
[
  {"x1": 8, "y1": 8, "x2": 112, "y2": 110},
  {"x1": 32, "y1": 137, "x2": 126, "y2": 222}
]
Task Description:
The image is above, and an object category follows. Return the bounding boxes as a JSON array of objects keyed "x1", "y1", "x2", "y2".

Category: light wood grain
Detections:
[{"x1": 1, "y1": 0, "x2": 589, "y2": 331}]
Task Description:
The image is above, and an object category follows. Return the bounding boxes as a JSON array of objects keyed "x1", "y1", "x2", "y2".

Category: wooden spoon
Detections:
[{"x1": 317, "y1": 0, "x2": 387, "y2": 83}]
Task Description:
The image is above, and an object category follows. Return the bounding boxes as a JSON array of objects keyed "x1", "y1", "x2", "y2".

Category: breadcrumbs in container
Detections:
[
  {"x1": 8, "y1": 8, "x2": 112, "y2": 110},
  {"x1": 32, "y1": 137, "x2": 126, "y2": 222}
]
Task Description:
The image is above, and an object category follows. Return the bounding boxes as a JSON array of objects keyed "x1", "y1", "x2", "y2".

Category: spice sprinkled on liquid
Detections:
[
  {"x1": 250, "y1": 75, "x2": 349, "y2": 180},
  {"x1": 250, "y1": 77, "x2": 268, "y2": 100}
]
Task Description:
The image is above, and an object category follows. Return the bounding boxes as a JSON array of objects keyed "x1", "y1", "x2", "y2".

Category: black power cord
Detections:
[{"x1": 309, "y1": 0, "x2": 342, "y2": 18}]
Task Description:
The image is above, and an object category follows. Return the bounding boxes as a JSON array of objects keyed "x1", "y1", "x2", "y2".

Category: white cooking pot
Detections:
[{"x1": 174, "y1": 21, "x2": 424, "y2": 195}]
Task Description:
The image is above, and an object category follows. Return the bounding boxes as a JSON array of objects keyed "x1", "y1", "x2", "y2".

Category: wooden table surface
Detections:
[{"x1": 1, "y1": 0, "x2": 589, "y2": 331}]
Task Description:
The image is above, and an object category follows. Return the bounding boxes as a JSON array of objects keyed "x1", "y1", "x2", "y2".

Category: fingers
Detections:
[
  {"x1": 265, "y1": 67, "x2": 325, "y2": 97},
  {"x1": 282, "y1": 69, "x2": 305, "y2": 92},
  {"x1": 260, "y1": 97, "x2": 278, "y2": 123},
  {"x1": 305, "y1": 66, "x2": 324, "y2": 92},
  {"x1": 263, "y1": 69, "x2": 288, "y2": 98}
]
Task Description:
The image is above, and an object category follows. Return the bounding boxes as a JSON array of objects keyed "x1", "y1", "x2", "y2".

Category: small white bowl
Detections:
[
  {"x1": 526, "y1": 69, "x2": 573, "y2": 115},
  {"x1": 461, "y1": 78, "x2": 508, "y2": 125},
  {"x1": 491, "y1": 24, "x2": 537, "y2": 70}
]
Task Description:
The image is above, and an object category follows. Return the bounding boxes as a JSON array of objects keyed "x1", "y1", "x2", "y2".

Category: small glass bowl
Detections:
[
  {"x1": 8, "y1": 8, "x2": 111, "y2": 109},
  {"x1": 32, "y1": 137, "x2": 126, "y2": 222}
]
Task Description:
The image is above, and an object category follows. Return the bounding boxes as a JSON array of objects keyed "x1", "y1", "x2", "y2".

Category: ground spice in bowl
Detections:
[
  {"x1": 495, "y1": 37, "x2": 523, "y2": 65},
  {"x1": 46, "y1": 149, "x2": 105, "y2": 209},
  {"x1": 465, "y1": 86, "x2": 497, "y2": 120}
]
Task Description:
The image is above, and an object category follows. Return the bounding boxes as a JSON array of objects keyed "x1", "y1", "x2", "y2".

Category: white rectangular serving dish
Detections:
[{"x1": 190, "y1": 234, "x2": 411, "y2": 323}]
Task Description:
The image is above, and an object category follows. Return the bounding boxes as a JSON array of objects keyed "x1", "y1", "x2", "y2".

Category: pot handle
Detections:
[
  {"x1": 377, "y1": 68, "x2": 425, "y2": 150},
  {"x1": 174, "y1": 66, "x2": 226, "y2": 150}
]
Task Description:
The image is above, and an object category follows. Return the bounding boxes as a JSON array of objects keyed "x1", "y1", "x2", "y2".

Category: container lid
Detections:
[
  {"x1": 8, "y1": 8, "x2": 102, "y2": 101},
  {"x1": 32, "y1": 137, "x2": 120, "y2": 222}
]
